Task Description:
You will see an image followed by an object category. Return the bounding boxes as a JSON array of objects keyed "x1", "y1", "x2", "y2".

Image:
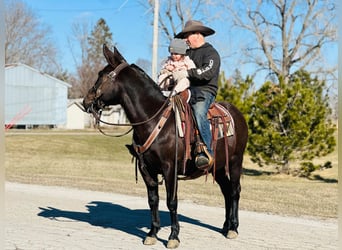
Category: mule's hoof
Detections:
[
  {"x1": 144, "y1": 236, "x2": 157, "y2": 245},
  {"x1": 227, "y1": 230, "x2": 238, "y2": 239},
  {"x1": 167, "y1": 239, "x2": 180, "y2": 249}
]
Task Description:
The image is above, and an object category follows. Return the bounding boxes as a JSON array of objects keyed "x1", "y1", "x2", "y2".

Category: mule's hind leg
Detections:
[
  {"x1": 215, "y1": 155, "x2": 242, "y2": 239},
  {"x1": 143, "y1": 182, "x2": 161, "y2": 245}
]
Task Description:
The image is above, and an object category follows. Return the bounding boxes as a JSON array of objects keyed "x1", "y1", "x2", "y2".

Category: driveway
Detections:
[{"x1": 5, "y1": 182, "x2": 338, "y2": 250}]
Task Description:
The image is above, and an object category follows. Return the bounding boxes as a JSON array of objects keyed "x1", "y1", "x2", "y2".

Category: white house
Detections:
[
  {"x1": 66, "y1": 99, "x2": 127, "y2": 129},
  {"x1": 66, "y1": 99, "x2": 91, "y2": 129}
]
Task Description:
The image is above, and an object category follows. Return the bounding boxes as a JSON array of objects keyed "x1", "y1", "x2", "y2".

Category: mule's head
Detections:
[{"x1": 82, "y1": 44, "x2": 128, "y2": 114}]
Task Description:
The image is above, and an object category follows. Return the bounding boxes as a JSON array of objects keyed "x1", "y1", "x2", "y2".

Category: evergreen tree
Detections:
[
  {"x1": 247, "y1": 70, "x2": 336, "y2": 174},
  {"x1": 216, "y1": 69, "x2": 254, "y2": 117},
  {"x1": 88, "y1": 18, "x2": 114, "y2": 70}
]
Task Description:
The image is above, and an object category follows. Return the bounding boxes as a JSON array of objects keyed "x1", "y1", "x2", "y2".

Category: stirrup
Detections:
[{"x1": 195, "y1": 146, "x2": 214, "y2": 172}]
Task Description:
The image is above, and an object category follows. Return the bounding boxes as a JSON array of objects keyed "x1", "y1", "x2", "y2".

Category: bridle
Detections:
[
  {"x1": 88, "y1": 61, "x2": 173, "y2": 136},
  {"x1": 88, "y1": 61, "x2": 129, "y2": 120}
]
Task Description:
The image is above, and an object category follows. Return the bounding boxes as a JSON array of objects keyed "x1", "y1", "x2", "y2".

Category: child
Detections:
[{"x1": 158, "y1": 38, "x2": 196, "y2": 96}]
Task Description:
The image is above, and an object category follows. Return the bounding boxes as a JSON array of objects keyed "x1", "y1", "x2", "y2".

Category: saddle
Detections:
[
  {"x1": 127, "y1": 91, "x2": 234, "y2": 185},
  {"x1": 173, "y1": 91, "x2": 234, "y2": 177}
]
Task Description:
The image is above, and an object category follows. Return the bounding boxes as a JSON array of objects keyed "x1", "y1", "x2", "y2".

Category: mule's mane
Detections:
[
  {"x1": 131, "y1": 64, "x2": 151, "y2": 80},
  {"x1": 130, "y1": 63, "x2": 165, "y2": 99}
]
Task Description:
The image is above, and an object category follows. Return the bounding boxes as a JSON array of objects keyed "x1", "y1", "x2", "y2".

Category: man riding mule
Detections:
[{"x1": 172, "y1": 20, "x2": 221, "y2": 172}]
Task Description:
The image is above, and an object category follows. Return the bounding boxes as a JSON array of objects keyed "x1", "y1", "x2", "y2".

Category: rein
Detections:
[{"x1": 90, "y1": 61, "x2": 173, "y2": 136}]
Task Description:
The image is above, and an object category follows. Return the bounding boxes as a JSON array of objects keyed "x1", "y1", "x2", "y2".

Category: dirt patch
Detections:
[{"x1": 5, "y1": 182, "x2": 338, "y2": 249}]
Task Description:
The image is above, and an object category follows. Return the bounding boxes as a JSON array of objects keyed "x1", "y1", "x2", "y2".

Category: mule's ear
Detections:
[
  {"x1": 103, "y1": 44, "x2": 127, "y2": 67},
  {"x1": 113, "y1": 46, "x2": 127, "y2": 63},
  {"x1": 103, "y1": 44, "x2": 117, "y2": 67}
]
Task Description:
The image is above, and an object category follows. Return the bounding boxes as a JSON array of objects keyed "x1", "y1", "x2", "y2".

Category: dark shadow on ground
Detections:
[
  {"x1": 311, "y1": 174, "x2": 338, "y2": 183},
  {"x1": 38, "y1": 201, "x2": 222, "y2": 246},
  {"x1": 243, "y1": 167, "x2": 338, "y2": 183},
  {"x1": 242, "y1": 168, "x2": 274, "y2": 176}
]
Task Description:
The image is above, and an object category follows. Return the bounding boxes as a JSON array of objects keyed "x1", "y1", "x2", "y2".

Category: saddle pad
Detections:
[
  {"x1": 208, "y1": 103, "x2": 234, "y2": 138},
  {"x1": 213, "y1": 120, "x2": 234, "y2": 138}
]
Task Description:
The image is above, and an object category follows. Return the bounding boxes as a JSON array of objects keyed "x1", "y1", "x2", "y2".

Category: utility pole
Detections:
[{"x1": 151, "y1": 0, "x2": 159, "y2": 82}]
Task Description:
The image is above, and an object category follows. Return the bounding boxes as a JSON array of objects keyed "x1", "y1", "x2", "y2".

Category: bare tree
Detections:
[
  {"x1": 4, "y1": 0, "x2": 60, "y2": 73},
  {"x1": 224, "y1": 0, "x2": 337, "y2": 84},
  {"x1": 68, "y1": 20, "x2": 91, "y2": 70},
  {"x1": 67, "y1": 20, "x2": 93, "y2": 98},
  {"x1": 145, "y1": 0, "x2": 214, "y2": 42}
]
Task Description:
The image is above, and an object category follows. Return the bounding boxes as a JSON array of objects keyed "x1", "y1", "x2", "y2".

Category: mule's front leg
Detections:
[
  {"x1": 165, "y1": 181, "x2": 180, "y2": 248},
  {"x1": 144, "y1": 184, "x2": 160, "y2": 245}
]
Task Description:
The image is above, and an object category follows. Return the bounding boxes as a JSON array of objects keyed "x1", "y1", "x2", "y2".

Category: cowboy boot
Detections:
[{"x1": 195, "y1": 142, "x2": 214, "y2": 172}]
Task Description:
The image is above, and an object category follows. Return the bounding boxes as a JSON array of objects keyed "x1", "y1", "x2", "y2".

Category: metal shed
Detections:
[{"x1": 5, "y1": 63, "x2": 71, "y2": 128}]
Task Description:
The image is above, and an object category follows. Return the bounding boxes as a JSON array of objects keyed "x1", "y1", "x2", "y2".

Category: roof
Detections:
[
  {"x1": 68, "y1": 99, "x2": 85, "y2": 110},
  {"x1": 5, "y1": 63, "x2": 71, "y2": 88}
]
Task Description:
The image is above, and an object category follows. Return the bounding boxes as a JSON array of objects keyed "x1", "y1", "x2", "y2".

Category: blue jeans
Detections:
[{"x1": 191, "y1": 91, "x2": 215, "y2": 155}]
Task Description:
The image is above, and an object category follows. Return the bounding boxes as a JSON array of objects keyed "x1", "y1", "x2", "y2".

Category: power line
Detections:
[
  {"x1": 35, "y1": 7, "x2": 117, "y2": 12},
  {"x1": 35, "y1": 1, "x2": 139, "y2": 13}
]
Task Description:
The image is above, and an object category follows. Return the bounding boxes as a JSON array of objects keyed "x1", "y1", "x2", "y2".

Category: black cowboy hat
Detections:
[{"x1": 175, "y1": 20, "x2": 215, "y2": 39}]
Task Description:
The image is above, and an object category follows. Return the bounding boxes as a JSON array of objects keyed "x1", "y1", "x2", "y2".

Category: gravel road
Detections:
[{"x1": 5, "y1": 182, "x2": 338, "y2": 250}]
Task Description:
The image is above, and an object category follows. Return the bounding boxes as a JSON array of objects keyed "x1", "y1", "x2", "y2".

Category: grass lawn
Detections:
[{"x1": 5, "y1": 129, "x2": 338, "y2": 219}]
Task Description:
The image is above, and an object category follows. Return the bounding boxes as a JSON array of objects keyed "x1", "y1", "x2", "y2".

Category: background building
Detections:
[
  {"x1": 66, "y1": 99, "x2": 127, "y2": 129},
  {"x1": 5, "y1": 63, "x2": 127, "y2": 130},
  {"x1": 5, "y1": 63, "x2": 71, "y2": 129}
]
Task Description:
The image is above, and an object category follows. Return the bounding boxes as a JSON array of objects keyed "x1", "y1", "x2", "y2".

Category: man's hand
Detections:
[{"x1": 172, "y1": 70, "x2": 188, "y2": 82}]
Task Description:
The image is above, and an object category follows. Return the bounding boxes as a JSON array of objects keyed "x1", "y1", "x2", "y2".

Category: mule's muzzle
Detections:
[
  {"x1": 82, "y1": 98, "x2": 93, "y2": 113},
  {"x1": 83, "y1": 96, "x2": 105, "y2": 117}
]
